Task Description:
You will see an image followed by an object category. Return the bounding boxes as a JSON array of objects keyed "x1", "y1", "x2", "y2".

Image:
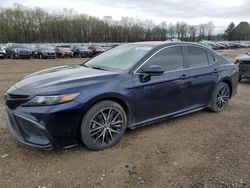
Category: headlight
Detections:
[{"x1": 24, "y1": 93, "x2": 80, "y2": 107}]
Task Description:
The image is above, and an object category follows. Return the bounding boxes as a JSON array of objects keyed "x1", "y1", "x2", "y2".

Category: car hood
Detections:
[
  {"x1": 236, "y1": 54, "x2": 250, "y2": 61},
  {"x1": 61, "y1": 50, "x2": 72, "y2": 53},
  {"x1": 10, "y1": 65, "x2": 119, "y2": 95},
  {"x1": 79, "y1": 50, "x2": 91, "y2": 53}
]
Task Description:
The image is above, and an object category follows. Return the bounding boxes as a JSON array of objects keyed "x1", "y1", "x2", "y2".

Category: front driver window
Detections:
[{"x1": 140, "y1": 46, "x2": 184, "y2": 72}]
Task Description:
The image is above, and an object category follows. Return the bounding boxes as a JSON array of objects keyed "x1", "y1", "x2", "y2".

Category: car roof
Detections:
[{"x1": 127, "y1": 41, "x2": 207, "y2": 48}]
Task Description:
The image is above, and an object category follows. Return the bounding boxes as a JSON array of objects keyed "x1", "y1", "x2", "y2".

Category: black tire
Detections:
[
  {"x1": 209, "y1": 82, "x2": 230, "y2": 113},
  {"x1": 10, "y1": 53, "x2": 15, "y2": 59},
  {"x1": 81, "y1": 100, "x2": 127, "y2": 150},
  {"x1": 239, "y1": 76, "x2": 242, "y2": 82}
]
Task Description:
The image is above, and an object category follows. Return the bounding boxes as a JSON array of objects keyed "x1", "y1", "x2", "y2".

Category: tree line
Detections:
[
  {"x1": 0, "y1": 4, "x2": 248, "y2": 43},
  {"x1": 225, "y1": 22, "x2": 250, "y2": 41}
]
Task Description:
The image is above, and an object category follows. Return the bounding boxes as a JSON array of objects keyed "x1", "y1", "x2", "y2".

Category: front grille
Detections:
[
  {"x1": 47, "y1": 53, "x2": 55, "y2": 55},
  {"x1": 5, "y1": 107, "x2": 51, "y2": 148},
  {"x1": 15, "y1": 116, "x2": 44, "y2": 138},
  {"x1": 19, "y1": 51, "x2": 31, "y2": 55},
  {"x1": 5, "y1": 94, "x2": 31, "y2": 109},
  {"x1": 7, "y1": 112, "x2": 19, "y2": 134},
  {"x1": 8, "y1": 94, "x2": 30, "y2": 99},
  {"x1": 241, "y1": 61, "x2": 250, "y2": 75}
]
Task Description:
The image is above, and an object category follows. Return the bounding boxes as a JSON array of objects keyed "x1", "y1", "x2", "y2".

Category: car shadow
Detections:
[{"x1": 4, "y1": 109, "x2": 212, "y2": 156}]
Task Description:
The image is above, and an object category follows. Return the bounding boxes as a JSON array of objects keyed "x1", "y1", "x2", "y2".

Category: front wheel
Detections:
[
  {"x1": 209, "y1": 82, "x2": 230, "y2": 113},
  {"x1": 81, "y1": 100, "x2": 127, "y2": 150}
]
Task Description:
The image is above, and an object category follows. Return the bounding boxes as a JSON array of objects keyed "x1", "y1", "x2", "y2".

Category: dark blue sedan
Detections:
[{"x1": 4, "y1": 42, "x2": 239, "y2": 150}]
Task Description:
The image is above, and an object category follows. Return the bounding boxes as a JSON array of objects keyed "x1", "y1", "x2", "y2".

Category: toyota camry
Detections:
[{"x1": 4, "y1": 42, "x2": 239, "y2": 150}]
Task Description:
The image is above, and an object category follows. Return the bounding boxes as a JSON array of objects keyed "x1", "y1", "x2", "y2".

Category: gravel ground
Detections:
[{"x1": 0, "y1": 49, "x2": 250, "y2": 188}]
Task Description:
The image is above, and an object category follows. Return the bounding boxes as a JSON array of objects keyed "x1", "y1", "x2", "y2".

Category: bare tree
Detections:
[
  {"x1": 0, "y1": 5, "x2": 229, "y2": 43},
  {"x1": 189, "y1": 25, "x2": 198, "y2": 42}
]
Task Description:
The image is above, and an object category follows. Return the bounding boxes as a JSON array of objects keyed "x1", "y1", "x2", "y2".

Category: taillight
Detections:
[{"x1": 234, "y1": 64, "x2": 240, "y2": 72}]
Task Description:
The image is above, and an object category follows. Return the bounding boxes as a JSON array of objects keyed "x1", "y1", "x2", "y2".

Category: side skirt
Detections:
[{"x1": 129, "y1": 106, "x2": 206, "y2": 130}]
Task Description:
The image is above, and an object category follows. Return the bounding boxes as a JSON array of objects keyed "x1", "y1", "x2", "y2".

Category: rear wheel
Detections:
[
  {"x1": 210, "y1": 82, "x2": 230, "y2": 113},
  {"x1": 81, "y1": 100, "x2": 127, "y2": 150}
]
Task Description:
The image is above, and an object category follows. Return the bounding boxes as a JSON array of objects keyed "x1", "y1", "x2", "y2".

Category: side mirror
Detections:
[{"x1": 143, "y1": 65, "x2": 164, "y2": 76}]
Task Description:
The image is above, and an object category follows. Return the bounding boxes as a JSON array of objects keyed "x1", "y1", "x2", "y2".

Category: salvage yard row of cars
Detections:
[
  {"x1": 0, "y1": 41, "x2": 250, "y2": 60},
  {"x1": 0, "y1": 43, "x2": 116, "y2": 59},
  {"x1": 199, "y1": 40, "x2": 250, "y2": 50}
]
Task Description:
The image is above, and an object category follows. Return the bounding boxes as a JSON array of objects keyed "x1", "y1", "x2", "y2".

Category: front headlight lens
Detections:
[{"x1": 24, "y1": 93, "x2": 80, "y2": 107}]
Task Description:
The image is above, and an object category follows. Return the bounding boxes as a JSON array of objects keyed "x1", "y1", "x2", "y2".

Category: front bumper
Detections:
[
  {"x1": 62, "y1": 53, "x2": 73, "y2": 57},
  {"x1": 5, "y1": 100, "x2": 85, "y2": 149},
  {"x1": 16, "y1": 53, "x2": 32, "y2": 59},
  {"x1": 5, "y1": 107, "x2": 54, "y2": 149},
  {"x1": 44, "y1": 53, "x2": 56, "y2": 58}
]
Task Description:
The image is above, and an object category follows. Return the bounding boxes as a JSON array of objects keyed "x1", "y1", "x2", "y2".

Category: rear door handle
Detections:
[{"x1": 179, "y1": 74, "x2": 190, "y2": 79}]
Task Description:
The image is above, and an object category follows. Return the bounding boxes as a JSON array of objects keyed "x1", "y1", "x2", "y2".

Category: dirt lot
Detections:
[{"x1": 0, "y1": 49, "x2": 250, "y2": 188}]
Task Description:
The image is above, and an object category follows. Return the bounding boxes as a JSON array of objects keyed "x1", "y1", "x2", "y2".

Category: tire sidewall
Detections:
[{"x1": 81, "y1": 100, "x2": 127, "y2": 151}]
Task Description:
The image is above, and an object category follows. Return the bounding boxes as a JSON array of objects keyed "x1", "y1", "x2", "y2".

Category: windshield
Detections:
[
  {"x1": 78, "y1": 47, "x2": 88, "y2": 50},
  {"x1": 84, "y1": 44, "x2": 153, "y2": 71},
  {"x1": 39, "y1": 47, "x2": 54, "y2": 51},
  {"x1": 58, "y1": 48, "x2": 71, "y2": 51},
  {"x1": 13, "y1": 44, "x2": 26, "y2": 49}
]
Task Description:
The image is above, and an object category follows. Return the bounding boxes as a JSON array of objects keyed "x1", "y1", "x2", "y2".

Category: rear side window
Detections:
[
  {"x1": 187, "y1": 46, "x2": 209, "y2": 68},
  {"x1": 207, "y1": 52, "x2": 216, "y2": 65},
  {"x1": 140, "y1": 46, "x2": 184, "y2": 72}
]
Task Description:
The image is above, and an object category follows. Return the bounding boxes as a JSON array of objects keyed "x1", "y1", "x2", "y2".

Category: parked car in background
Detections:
[
  {"x1": 4, "y1": 42, "x2": 238, "y2": 150},
  {"x1": 33, "y1": 46, "x2": 56, "y2": 59},
  {"x1": 54, "y1": 47, "x2": 73, "y2": 58},
  {"x1": 235, "y1": 51, "x2": 250, "y2": 81},
  {"x1": 0, "y1": 45, "x2": 6, "y2": 59},
  {"x1": 71, "y1": 46, "x2": 93, "y2": 58},
  {"x1": 5, "y1": 43, "x2": 33, "y2": 59},
  {"x1": 88, "y1": 45, "x2": 106, "y2": 56}
]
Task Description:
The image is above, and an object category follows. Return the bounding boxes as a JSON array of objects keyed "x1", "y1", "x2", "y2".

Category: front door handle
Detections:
[{"x1": 213, "y1": 69, "x2": 218, "y2": 73}]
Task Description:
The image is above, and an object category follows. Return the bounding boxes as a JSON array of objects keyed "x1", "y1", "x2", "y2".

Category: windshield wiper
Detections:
[
  {"x1": 90, "y1": 66, "x2": 108, "y2": 71},
  {"x1": 82, "y1": 64, "x2": 89, "y2": 68}
]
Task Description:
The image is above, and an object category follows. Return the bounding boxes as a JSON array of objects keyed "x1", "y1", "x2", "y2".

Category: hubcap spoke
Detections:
[
  {"x1": 89, "y1": 126, "x2": 102, "y2": 133},
  {"x1": 111, "y1": 112, "x2": 120, "y2": 123},
  {"x1": 109, "y1": 128, "x2": 120, "y2": 134},
  {"x1": 94, "y1": 131, "x2": 104, "y2": 143},
  {"x1": 110, "y1": 120, "x2": 123, "y2": 126},
  {"x1": 91, "y1": 128, "x2": 103, "y2": 137},
  {"x1": 108, "y1": 129, "x2": 114, "y2": 141},
  {"x1": 101, "y1": 110, "x2": 107, "y2": 122},
  {"x1": 91, "y1": 120, "x2": 103, "y2": 127},
  {"x1": 102, "y1": 129, "x2": 106, "y2": 144},
  {"x1": 216, "y1": 87, "x2": 229, "y2": 109},
  {"x1": 106, "y1": 108, "x2": 112, "y2": 123}
]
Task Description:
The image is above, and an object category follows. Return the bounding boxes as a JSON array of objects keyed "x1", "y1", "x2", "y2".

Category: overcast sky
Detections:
[{"x1": 1, "y1": 0, "x2": 250, "y2": 33}]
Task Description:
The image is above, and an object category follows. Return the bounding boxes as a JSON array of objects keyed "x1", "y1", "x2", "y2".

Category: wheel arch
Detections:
[{"x1": 83, "y1": 93, "x2": 134, "y2": 127}]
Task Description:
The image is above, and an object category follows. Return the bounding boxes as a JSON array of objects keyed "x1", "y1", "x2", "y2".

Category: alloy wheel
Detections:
[
  {"x1": 89, "y1": 107, "x2": 124, "y2": 146},
  {"x1": 215, "y1": 86, "x2": 229, "y2": 110}
]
